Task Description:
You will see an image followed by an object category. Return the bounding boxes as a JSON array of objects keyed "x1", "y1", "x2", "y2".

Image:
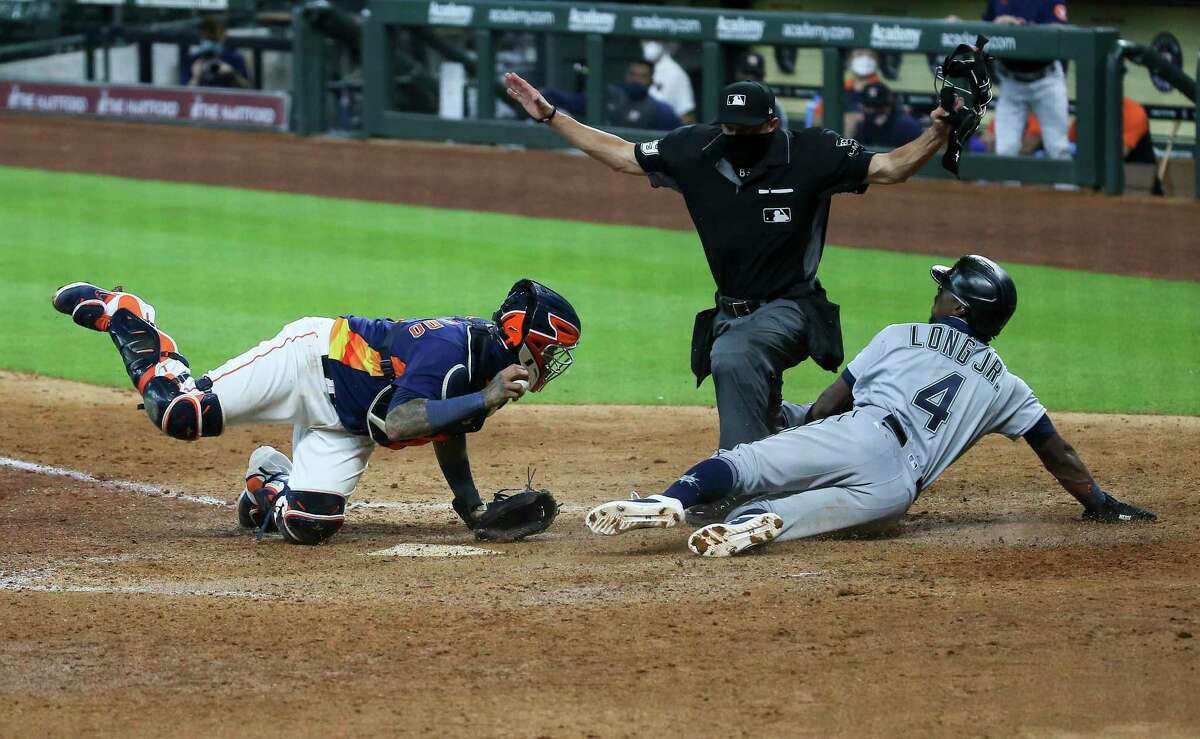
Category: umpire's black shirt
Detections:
[{"x1": 634, "y1": 124, "x2": 874, "y2": 300}]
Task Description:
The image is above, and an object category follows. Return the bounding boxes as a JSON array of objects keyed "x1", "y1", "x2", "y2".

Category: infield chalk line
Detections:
[
  {"x1": 351, "y1": 501, "x2": 586, "y2": 513},
  {"x1": 0, "y1": 568, "x2": 274, "y2": 598},
  {"x1": 0, "y1": 456, "x2": 586, "y2": 514},
  {"x1": 0, "y1": 456, "x2": 227, "y2": 507}
]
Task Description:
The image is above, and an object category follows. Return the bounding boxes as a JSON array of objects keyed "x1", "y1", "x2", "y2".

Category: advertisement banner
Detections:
[{"x1": 0, "y1": 79, "x2": 290, "y2": 131}]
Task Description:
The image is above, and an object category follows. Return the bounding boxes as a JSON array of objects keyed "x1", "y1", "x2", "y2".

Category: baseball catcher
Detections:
[{"x1": 52, "y1": 279, "x2": 578, "y2": 544}]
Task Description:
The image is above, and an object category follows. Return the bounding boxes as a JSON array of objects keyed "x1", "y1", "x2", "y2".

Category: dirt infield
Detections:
[
  {"x1": 2, "y1": 114, "x2": 1198, "y2": 282},
  {"x1": 1, "y1": 371, "x2": 1199, "y2": 737},
  {"x1": 3, "y1": 115, "x2": 1199, "y2": 736}
]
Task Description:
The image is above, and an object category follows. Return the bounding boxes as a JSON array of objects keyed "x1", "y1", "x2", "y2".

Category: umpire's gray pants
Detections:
[
  {"x1": 710, "y1": 299, "x2": 808, "y2": 451},
  {"x1": 721, "y1": 406, "x2": 922, "y2": 542}
]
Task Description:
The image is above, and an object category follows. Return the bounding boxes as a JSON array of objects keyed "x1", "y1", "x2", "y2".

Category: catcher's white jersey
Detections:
[{"x1": 844, "y1": 319, "x2": 1047, "y2": 489}]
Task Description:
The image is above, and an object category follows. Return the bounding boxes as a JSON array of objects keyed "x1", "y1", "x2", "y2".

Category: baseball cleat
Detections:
[
  {"x1": 688, "y1": 512, "x2": 784, "y2": 558},
  {"x1": 586, "y1": 492, "x2": 684, "y2": 536},
  {"x1": 237, "y1": 446, "x2": 293, "y2": 530},
  {"x1": 684, "y1": 493, "x2": 748, "y2": 527},
  {"x1": 52, "y1": 281, "x2": 156, "y2": 331}
]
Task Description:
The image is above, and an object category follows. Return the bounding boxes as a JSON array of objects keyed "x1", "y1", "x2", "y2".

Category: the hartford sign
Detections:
[{"x1": 0, "y1": 80, "x2": 289, "y2": 130}]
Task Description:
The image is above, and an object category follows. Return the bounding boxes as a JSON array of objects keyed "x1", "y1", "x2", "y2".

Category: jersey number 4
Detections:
[{"x1": 911, "y1": 372, "x2": 965, "y2": 433}]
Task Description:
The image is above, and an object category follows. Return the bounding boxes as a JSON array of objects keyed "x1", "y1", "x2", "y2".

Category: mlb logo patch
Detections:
[
  {"x1": 640, "y1": 140, "x2": 660, "y2": 155},
  {"x1": 727, "y1": 94, "x2": 747, "y2": 106},
  {"x1": 763, "y1": 208, "x2": 791, "y2": 223},
  {"x1": 835, "y1": 137, "x2": 864, "y2": 156}
]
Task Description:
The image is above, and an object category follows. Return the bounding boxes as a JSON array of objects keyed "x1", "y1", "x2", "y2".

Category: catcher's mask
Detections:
[
  {"x1": 493, "y1": 279, "x2": 581, "y2": 392},
  {"x1": 934, "y1": 35, "x2": 993, "y2": 175},
  {"x1": 930, "y1": 255, "x2": 1017, "y2": 342}
]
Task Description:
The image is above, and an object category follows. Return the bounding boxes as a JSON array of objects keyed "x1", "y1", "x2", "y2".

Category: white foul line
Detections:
[
  {"x1": 0, "y1": 455, "x2": 586, "y2": 514},
  {"x1": 0, "y1": 456, "x2": 228, "y2": 507}
]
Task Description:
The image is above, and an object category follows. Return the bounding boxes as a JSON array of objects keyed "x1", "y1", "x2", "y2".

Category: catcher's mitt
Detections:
[{"x1": 468, "y1": 470, "x2": 560, "y2": 542}]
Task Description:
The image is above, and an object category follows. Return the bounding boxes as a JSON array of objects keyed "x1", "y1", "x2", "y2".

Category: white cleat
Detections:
[
  {"x1": 688, "y1": 512, "x2": 784, "y2": 558},
  {"x1": 586, "y1": 492, "x2": 684, "y2": 536},
  {"x1": 244, "y1": 445, "x2": 293, "y2": 482},
  {"x1": 237, "y1": 446, "x2": 294, "y2": 530}
]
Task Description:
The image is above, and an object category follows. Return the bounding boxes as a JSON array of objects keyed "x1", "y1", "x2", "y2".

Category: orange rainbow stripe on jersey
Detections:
[{"x1": 328, "y1": 317, "x2": 384, "y2": 376}]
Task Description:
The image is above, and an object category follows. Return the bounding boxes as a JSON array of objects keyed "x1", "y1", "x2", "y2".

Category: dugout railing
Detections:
[{"x1": 361, "y1": 0, "x2": 1125, "y2": 191}]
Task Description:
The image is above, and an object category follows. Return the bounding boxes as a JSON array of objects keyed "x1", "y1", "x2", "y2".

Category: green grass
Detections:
[{"x1": 2, "y1": 166, "x2": 1197, "y2": 414}]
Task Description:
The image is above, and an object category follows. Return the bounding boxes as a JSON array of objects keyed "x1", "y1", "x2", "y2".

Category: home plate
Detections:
[{"x1": 367, "y1": 544, "x2": 501, "y2": 558}]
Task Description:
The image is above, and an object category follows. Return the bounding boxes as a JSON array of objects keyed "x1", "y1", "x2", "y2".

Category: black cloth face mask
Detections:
[{"x1": 723, "y1": 132, "x2": 773, "y2": 172}]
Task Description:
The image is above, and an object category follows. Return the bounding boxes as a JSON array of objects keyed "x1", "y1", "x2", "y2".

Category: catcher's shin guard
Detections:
[
  {"x1": 107, "y1": 308, "x2": 181, "y2": 391},
  {"x1": 109, "y1": 308, "x2": 224, "y2": 440},
  {"x1": 271, "y1": 490, "x2": 346, "y2": 545}
]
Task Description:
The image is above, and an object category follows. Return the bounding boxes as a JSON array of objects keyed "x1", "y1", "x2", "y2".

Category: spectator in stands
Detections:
[
  {"x1": 183, "y1": 17, "x2": 250, "y2": 89},
  {"x1": 609, "y1": 60, "x2": 684, "y2": 130},
  {"x1": 812, "y1": 47, "x2": 882, "y2": 133},
  {"x1": 854, "y1": 82, "x2": 924, "y2": 148},
  {"x1": 733, "y1": 50, "x2": 789, "y2": 129},
  {"x1": 642, "y1": 40, "x2": 696, "y2": 124},
  {"x1": 540, "y1": 60, "x2": 682, "y2": 131},
  {"x1": 1103, "y1": 97, "x2": 1162, "y2": 196},
  {"x1": 985, "y1": 1, "x2": 1070, "y2": 160}
]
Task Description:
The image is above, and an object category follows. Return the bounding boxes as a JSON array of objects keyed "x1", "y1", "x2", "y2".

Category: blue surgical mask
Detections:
[{"x1": 621, "y1": 82, "x2": 650, "y2": 101}]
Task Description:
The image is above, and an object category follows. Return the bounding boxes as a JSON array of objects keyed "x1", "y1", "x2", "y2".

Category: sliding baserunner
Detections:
[{"x1": 585, "y1": 255, "x2": 1155, "y2": 556}]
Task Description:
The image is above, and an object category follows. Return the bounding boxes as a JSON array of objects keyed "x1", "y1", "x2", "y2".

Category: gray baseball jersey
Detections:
[{"x1": 844, "y1": 318, "x2": 1047, "y2": 489}]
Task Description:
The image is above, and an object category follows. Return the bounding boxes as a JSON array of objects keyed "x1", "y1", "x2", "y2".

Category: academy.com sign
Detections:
[
  {"x1": 631, "y1": 15, "x2": 702, "y2": 36},
  {"x1": 568, "y1": 8, "x2": 615, "y2": 33},
  {"x1": 870, "y1": 23, "x2": 922, "y2": 50},
  {"x1": 427, "y1": 1, "x2": 473, "y2": 26},
  {"x1": 717, "y1": 15, "x2": 765, "y2": 42},
  {"x1": 941, "y1": 31, "x2": 1016, "y2": 52},
  {"x1": 782, "y1": 22, "x2": 854, "y2": 42},
  {"x1": 487, "y1": 6, "x2": 555, "y2": 26}
]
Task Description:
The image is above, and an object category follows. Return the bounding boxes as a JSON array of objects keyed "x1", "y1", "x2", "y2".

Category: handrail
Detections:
[{"x1": 361, "y1": 0, "x2": 1121, "y2": 191}]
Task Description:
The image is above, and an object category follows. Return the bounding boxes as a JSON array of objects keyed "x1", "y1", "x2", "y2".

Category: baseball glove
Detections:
[{"x1": 461, "y1": 470, "x2": 559, "y2": 542}]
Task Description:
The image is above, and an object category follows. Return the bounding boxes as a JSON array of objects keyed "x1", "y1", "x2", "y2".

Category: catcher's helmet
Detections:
[
  {"x1": 930, "y1": 255, "x2": 1017, "y2": 342},
  {"x1": 934, "y1": 34, "x2": 993, "y2": 175},
  {"x1": 493, "y1": 279, "x2": 581, "y2": 392}
]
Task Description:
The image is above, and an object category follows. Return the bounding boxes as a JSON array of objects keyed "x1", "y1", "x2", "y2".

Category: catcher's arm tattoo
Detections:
[
  {"x1": 504, "y1": 72, "x2": 642, "y2": 176},
  {"x1": 385, "y1": 398, "x2": 435, "y2": 441},
  {"x1": 385, "y1": 366, "x2": 529, "y2": 441},
  {"x1": 866, "y1": 107, "x2": 953, "y2": 185}
]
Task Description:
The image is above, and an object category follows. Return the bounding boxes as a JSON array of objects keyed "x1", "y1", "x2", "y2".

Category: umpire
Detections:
[{"x1": 504, "y1": 72, "x2": 955, "y2": 521}]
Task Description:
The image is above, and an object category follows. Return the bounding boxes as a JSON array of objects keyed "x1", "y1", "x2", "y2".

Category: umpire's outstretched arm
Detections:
[
  {"x1": 504, "y1": 72, "x2": 644, "y2": 176},
  {"x1": 865, "y1": 110, "x2": 954, "y2": 184}
]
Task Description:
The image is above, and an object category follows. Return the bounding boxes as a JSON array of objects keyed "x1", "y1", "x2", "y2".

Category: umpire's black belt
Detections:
[
  {"x1": 717, "y1": 281, "x2": 818, "y2": 318},
  {"x1": 717, "y1": 295, "x2": 765, "y2": 318},
  {"x1": 881, "y1": 413, "x2": 908, "y2": 447}
]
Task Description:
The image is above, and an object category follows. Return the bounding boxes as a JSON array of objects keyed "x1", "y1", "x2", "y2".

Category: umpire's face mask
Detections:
[{"x1": 723, "y1": 132, "x2": 774, "y2": 171}]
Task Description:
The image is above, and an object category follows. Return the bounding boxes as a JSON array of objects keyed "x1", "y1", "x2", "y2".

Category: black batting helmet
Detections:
[{"x1": 930, "y1": 255, "x2": 1017, "y2": 342}]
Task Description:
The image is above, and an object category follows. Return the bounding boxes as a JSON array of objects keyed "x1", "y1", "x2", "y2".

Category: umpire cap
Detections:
[
  {"x1": 715, "y1": 80, "x2": 776, "y2": 127},
  {"x1": 930, "y1": 255, "x2": 1017, "y2": 342}
]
